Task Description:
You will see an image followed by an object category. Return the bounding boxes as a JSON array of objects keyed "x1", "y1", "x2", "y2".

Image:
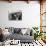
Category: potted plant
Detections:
[
  {"x1": 32, "y1": 27, "x2": 38, "y2": 40},
  {"x1": 32, "y1": 27, "x2": 43, "y2": 40}
]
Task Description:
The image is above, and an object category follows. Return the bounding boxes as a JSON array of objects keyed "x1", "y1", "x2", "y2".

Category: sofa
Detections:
[{"x1": 7, "y1": 27, "x2": 34, "y2": 43}]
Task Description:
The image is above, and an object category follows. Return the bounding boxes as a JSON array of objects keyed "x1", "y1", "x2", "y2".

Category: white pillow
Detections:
[
  {"x1": 21, "y1": 29, "x2": 27, "y2": 35},
  {"x1": 2, "y1": 29, "x2": 10, "y2": 36}
]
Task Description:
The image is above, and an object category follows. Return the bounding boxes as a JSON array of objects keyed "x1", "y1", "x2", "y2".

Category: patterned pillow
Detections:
[
  {"x1": 14, "y1": 28, "x2": 21, "y2": 33},
  {"x1": 8, "y1": 27, "x2": 14, "y2": 34}
]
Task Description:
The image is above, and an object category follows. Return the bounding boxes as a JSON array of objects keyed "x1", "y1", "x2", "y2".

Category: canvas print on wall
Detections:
[{"x1": 9, "y1": 11, "x2": 22, "y2": 20}]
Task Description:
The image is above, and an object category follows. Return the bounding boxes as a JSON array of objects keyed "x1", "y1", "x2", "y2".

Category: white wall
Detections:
[{"x1": 0, "y1": 1, "x2": 40, "y2": 28}]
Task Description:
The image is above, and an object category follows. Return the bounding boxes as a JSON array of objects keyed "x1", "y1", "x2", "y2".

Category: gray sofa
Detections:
[{"x1": 3, "y1": 27, "x2": 34, "y2": 43}]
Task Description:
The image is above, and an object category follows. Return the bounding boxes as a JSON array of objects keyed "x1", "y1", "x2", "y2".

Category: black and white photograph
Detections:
[{"x1": 9, "y1": 11, "x2": 22, "y2": 20}]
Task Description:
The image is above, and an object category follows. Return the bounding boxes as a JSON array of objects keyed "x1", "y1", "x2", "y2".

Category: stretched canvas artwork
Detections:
[{"x1": 9, "y1": 11, "x2": 22, "y2": 20}]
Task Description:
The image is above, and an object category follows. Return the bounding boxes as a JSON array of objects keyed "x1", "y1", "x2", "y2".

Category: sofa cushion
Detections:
[
  {"x1": 8, "y1": 27, "x2": 14, "y2": 34},
  {"x1": 9, "y1": 33, "x2": 34, "y2": 43},
  {"x1": 14, "y1": 28, "x2": 21, "y2": 33},
  {"x1": 21, "y1": 29, "x2": 27, "y2": 35}
]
